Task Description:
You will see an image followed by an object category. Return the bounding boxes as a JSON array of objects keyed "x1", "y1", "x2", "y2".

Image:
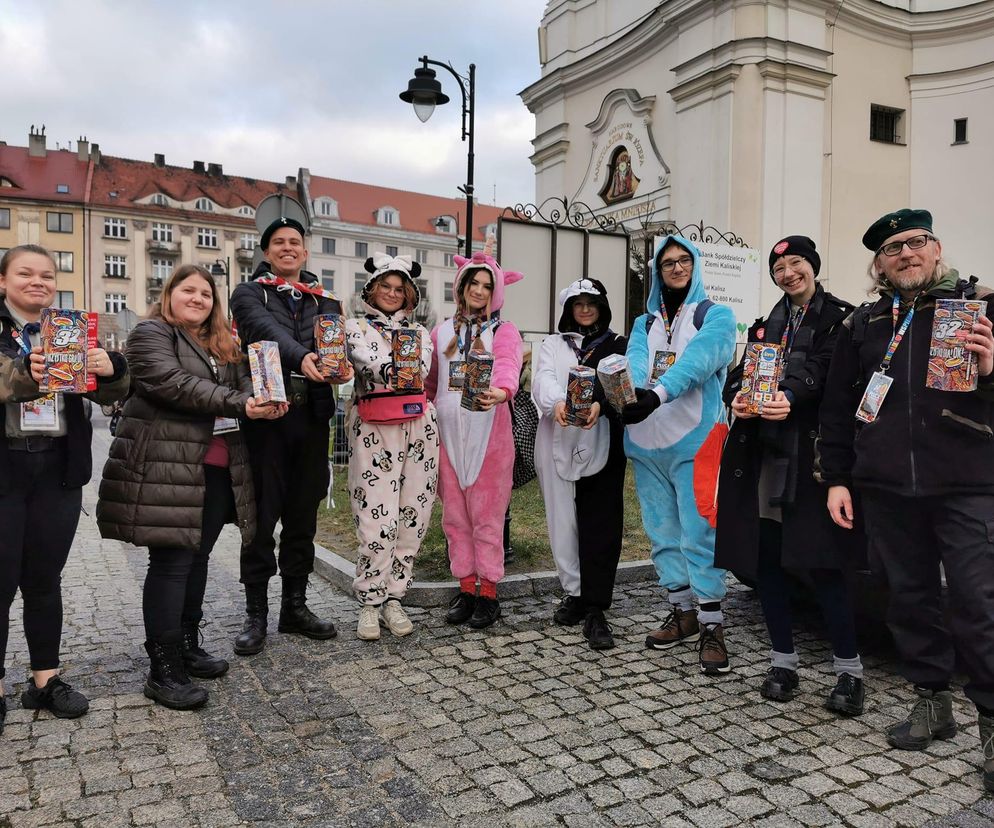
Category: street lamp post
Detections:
[
  {"x1": 210, "y1": 257, "x2": 231, "y2": 317},
  {"x1": 401, "y1": 56, "x2": 476, "y2": 256}
]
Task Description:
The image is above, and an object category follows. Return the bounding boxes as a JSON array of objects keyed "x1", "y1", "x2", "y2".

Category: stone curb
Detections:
[{"x1": 313, "y1": 542, "x2": 658, "y2": 608}]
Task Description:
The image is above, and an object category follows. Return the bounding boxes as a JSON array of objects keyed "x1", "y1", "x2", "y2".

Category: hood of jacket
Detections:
[
  {"x1": 453, "y1": 251, "x2": 523, "y2": 313},
  {"x1": 647, "y1": 234, "x2": 708, "y2": 315},
  {"x1": 556, "y1": 277, "x2": 613, "y2": 334}
]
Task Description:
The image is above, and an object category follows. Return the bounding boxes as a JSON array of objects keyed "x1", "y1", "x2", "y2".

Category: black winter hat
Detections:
[
  {"x1": 768, "y1": 235, "x2": 821, "y2": 280},
  {"x1": 261, "y1": 216, "x2": 306, "y2": 249}
]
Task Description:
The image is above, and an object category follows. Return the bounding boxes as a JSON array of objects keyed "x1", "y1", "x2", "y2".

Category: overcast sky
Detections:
[{"x1": 1, "y1": 0, "x2": 545, "y2": 207}]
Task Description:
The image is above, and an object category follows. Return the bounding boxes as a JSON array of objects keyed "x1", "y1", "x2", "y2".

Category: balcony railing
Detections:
[{"x1": 146, "y1": 239, "x2": 179, "y2": 254}]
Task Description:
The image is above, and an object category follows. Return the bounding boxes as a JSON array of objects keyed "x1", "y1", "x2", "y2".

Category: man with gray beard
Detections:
[{"x1": 815, "y1": 209, "x2": 994, "y2": 792}]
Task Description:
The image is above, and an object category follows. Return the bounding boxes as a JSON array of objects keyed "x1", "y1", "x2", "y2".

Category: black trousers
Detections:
[
  {"x1": 144, "y1": 465, "x2": 235, "y2": 641},
  {"x1": 0, "y1": 444, "x2": 82, "y2": 679},
  {"x1": 575, "y1": 435, "x2": 627, "y2": 610},
  {"x1": 755, "y1": 519, "x2": 859, "y2": 659},
  {"x1": 861, "y1": 488, "x2": 994, "y2": 710},
  {"x1": 240, "y1": 405, "x2": 330, "y2": 585}
]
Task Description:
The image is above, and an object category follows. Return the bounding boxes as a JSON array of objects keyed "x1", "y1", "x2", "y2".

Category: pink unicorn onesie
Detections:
[{"x1": 426, "y1": 240, "x2": 523, "y2": 629}]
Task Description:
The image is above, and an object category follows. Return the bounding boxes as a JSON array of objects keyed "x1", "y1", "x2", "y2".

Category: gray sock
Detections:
[
  {"x1": 697, "y1": 608, "x2": 723, "y2": 625},
  {"x1": 667, "y1": 586, "x2": 694, "y2": 612},
  {"x1": 833, "y1": 654, "x2": 863, "y2": 679},
  {"x1": 771, "y1": 650, "x2": 799, "y2": 671}
]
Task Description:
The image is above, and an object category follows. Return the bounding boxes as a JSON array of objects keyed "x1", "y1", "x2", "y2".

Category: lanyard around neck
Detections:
[{"x1": 879, "y1": 292, "x2": 918, "y2": 374}]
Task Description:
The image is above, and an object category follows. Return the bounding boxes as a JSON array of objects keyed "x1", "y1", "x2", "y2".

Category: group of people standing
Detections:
[{"x1": 2, "y1": 207, "x2": 993, "y2": 794}]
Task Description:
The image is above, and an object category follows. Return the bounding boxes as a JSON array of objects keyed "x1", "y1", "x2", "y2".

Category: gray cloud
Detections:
[{"x1": 1, "y1": 0, "x2": 543, "y2": 206}]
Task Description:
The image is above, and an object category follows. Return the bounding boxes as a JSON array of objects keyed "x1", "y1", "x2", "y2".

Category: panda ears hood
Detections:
[{"x1": 361, "y1": 252, "x2": 422, "y2": 306}]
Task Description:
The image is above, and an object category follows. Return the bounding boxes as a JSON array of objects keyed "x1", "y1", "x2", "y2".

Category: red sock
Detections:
[
  {"x1": 459, "y1": 576, "x2": 477, "y2": 595},
  {"x1": 479, "y1": 579, "x2": 497, "y2": 599}
]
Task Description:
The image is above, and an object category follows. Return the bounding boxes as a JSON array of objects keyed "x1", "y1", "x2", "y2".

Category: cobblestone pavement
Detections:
[{"x1": 1, "y1": 416, "x2": 992, "y2": 827}]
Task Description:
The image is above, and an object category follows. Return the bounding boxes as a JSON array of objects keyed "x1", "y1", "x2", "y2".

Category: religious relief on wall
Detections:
[{"x1": 599, "y1": 146, "x2": 640, "y2": 204}]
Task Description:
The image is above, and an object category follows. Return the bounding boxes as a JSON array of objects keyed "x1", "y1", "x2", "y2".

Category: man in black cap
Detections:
[
  {"x1": 816, "y1": 208, "x2": 994, "y2": 791},
  {"x1": 229, "y1": 217, "x2": 352, "y2": 655}
]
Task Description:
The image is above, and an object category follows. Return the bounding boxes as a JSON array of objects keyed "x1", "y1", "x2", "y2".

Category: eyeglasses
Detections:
[
  {"x1": 877, "y1": 234, "x2": 935, "y2": 257},
  {"x1": 772, "y1": 257, "x2": 807, "y2": 278},
  {"x1": 376, "y1": 284, "x2": 406, "y2": 295},
  {"x1": 573, "y1": 301, "x2": 597, "y2": 310},
  {"x1": 660, "y1": 256, "x2": 693, "y2": 273}
]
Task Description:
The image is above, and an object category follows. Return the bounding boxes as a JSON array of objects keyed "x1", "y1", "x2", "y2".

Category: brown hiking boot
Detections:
[
  {"x1": 698, "y1": 622, "x2": 730, "y2": 675},
  {"x1": 645, "y1": 607, "x2": 700, "y2": 650}
]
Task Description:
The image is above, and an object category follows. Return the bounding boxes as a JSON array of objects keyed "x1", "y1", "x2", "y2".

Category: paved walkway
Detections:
[{"x1": 1, "y1": 415, "x2": 992, "y2": 827}]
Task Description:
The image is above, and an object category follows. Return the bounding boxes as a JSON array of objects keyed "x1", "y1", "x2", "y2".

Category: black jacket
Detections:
[
  {"x1": 715, "y1": 287, "x2": 860, "y2": 577},
  {"x1": 816, "y1": 276, "x2": 994, "y2": 496},
  {"x1": 0, "y1": 301, "x2": 129, "y2": 491},
  {"x1": 229, "y1": 269, "x2": 343, "y2": 420}
]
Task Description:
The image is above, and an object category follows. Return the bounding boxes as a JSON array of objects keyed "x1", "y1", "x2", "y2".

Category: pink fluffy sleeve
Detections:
[
  {"x1": 491, "y1": 322, "x2": 523, "y2": 398},
  {"x1": 425, "y1": 325, "x2": 441, "y2": 401}
]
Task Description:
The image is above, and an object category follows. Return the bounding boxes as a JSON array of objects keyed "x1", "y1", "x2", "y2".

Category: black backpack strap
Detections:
[
  {"x1": 645, "y1": 315, "x2": 654, "y2": 336},
  {"x1": 845, "y1": 302, "x2": 874, "y2": 346},
  {"x1": 693, "y1": 299, "x2": 714, "y2": 329},
  {"x1": 956, "y1": 275, "x2": 979, "y2": 299}
]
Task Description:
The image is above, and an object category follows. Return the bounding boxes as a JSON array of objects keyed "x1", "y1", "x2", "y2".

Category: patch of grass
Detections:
[{"x1": 315, "y1": 464, "x2": 651, "y2": 583}]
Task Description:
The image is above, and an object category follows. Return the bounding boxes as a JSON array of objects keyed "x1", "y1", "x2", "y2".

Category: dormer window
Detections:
[
  {"x1": 315, "y1": 198, "x2": 338, "y2": 218},
  {"x1": 151, "y1": 193, "x2": 168, "y2": 207},
  {"x1": 195, "y1": 197, "x2": 214, "y2": 212},
  {"x1": 238, "y1": 205, "x2": 254, "y2": 216},
  {"x1": 435, "y1": 215, "x2": 456, "y2": 234},
  {"x1": 377, "y1": 206, "x2": 398, "y2": 226}
]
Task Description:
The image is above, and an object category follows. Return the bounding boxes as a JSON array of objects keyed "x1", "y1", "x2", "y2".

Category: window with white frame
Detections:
[
  {"x1": 415, "y1": 248, "x2": 428, "y2": 264},
  {"x1": 321, "y1": 270, "x2": 335, "y2": 292},
  {"x1": 151, "y1": 259, "x2": 173, "y2": 283},
  {"x1": 105, "y1": 255, "x2": 127, "y2": 278},
  {"x1": 240, "y1": 264, "x2": 253, "y2": 282},
  {"x1": 354, "y1": 272, "x2": 367, "y2": 294},
  {"x1": 435, "y1": 216, "x2": 456, "y2": 234},
  {"x1": 237, "y1": 205, "x2": 254, "y2": 216},
  {"x1": 0, "y1": 208, "x2": 9, "y2": 229},
  {"x1": 355, "y1": 241, "x2": 368, "y2": 258},
  {"x1": 104, "y1": 217, "x2": 127, "y2": 238},
  {"x1": 151, "y1": 222, "x2": 173, "y2": 242},
  {"x1": 239, "y1": 233, "x2": 258, "y2": 250},
  {"x1": 322, "y1": 237, "x2": 336, "y2": 255},
  {"x1": 104, "y1": 293, "x2": 128, "y2": 313},
  {"x1": 416, "y1": 278, "x2": 428, "y2": 299},
  {"x1": 316, "y1": 199, "x2": 337, "y2": 217},
  {"x1": 444, "y1": 253, "x2": 456, "y2": 268},
  {"x1": 444, "y1": 281, "x2": 454, "y2": 302},
  {"x1": 56, "y1": 290, "x2": 75, "y2": 307},
  {"x1": 386, "y1": 245, "x2": 398, "y2": 257},
  {"x1": 150, "y1": 193, "x2": 168, "y2": 207},
  {"x1": 377, "y1": 207, "x2": 398, "y2": 226},
  {"x1": 195, "y1": 197, "x2": 214, "y2": 212},
  {"x1": 197, "y1": 227, "x2": 218, "y2": 248},
  {"x1": 53, "y1": 251, "x2": 73, "y2": 272}
]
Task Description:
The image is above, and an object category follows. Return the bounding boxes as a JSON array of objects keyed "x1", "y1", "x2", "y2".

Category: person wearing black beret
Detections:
[
  {"x1": 228, "y1": 216, "x2": 353, "y2": 655},
  {"x1": 716, "y1": 235, "x2": 866, "y2": 714},
  {"x1": 816, "y1": 209, "x2": 994, "y2": 792}
]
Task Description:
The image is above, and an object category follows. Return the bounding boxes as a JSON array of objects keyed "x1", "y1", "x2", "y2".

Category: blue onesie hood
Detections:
[{"x1": 647, "y1": 235, "x2": 708, "y2": 316}]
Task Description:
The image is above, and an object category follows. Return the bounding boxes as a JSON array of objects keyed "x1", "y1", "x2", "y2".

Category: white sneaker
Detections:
[
  {"x1": 357, "y1": 605, "x2": 381, "y2": 640},
  {"x1": 381, "y1": 600, "x2": 414, "y2": 637}
]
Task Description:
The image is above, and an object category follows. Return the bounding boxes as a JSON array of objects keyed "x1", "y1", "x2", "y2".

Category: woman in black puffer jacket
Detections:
[{"x1": 97, "y1": 265, "x2": 286, "y2": 710}]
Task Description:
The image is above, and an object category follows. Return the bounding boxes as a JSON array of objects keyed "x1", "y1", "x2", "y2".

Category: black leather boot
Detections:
[
  {"x1": 233, "y1": 583, "x2": 269, "y2": 656},
  {"x1": 143, "y1": 640, "x2": 209, "y2": 710},
  {"x1": 181, "y1": 621, "x2": 230, "y2": 678},
  {"x1": 278, "y1": 576, "x2": 337, "y2": 640}
]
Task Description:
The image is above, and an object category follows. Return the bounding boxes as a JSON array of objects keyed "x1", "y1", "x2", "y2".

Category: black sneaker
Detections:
[
  {"x1": 553, "y1": 595, "x2": 586, "y2": 626},
  {"x1": 21, "y1": 676, "x2": 89, "y2": 719},
  {"x1": 468, "y1": 596, "x2": 501, "y2": 629},
  {"x1": 583, "y1": 611, "x2": 615, "y2": 650},
  {"x1": 446, "y1": 592, "x2": 476, "y2": 625},
  {"x1": 825, "y1": 673, "x2": 865, "y2": 717},
  {"x1": 760, "y1": 666, "x2": 799, "y2": 702}
]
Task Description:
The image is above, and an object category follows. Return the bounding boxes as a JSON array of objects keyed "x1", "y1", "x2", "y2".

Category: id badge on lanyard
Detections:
[
  {"x1": 649, "y1": 350, "x2": 676, "y2": 384},
  {"x1": 855, "y1": 294, "x2": 914, "y2": 423},
  {"x1": 21, "y1": 395, "x2": 60, "y2": 432}
]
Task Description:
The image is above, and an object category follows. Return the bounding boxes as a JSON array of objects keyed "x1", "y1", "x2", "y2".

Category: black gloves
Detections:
[{"x1": 621, "y1": 387, "x2": 661, "y2": 424}]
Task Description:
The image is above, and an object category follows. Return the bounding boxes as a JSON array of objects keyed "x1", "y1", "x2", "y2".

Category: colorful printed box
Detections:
[
  {"x1": 248, "y1": 341, "x2": 288, "y2": 404},
  {"x1": 739, "y1": 342, "x2": 783, "y2": 414},
  {"x1": 313, "y1": 314, "x2": 349, "y2": 381},
  {"x1": 565, "y1": 366, "x2": 597, "y2": 426},
  {"x1": 460, "y1": 352, "x2": 494, "y2": 411},
  {"x1": 391, "y1": 327, "x2": 423, "y2": 391},
  {"x1": 597, "y1": 354, "x2": 636, "y2": 411},
  {"x1": 927, "y1": 299, "x2": 987, "y2": 392},
  {"x1": 40, "y1": 308, "x2": 92, "y2": 393}
]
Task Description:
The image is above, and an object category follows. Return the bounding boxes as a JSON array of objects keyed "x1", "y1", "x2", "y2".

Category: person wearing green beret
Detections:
[
  {"x1": 228, "y1": 216, "x2": 353, "y2": 655},
  {"x1": 816, "y1": 208, "x2": 994, "y2": 793}
]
